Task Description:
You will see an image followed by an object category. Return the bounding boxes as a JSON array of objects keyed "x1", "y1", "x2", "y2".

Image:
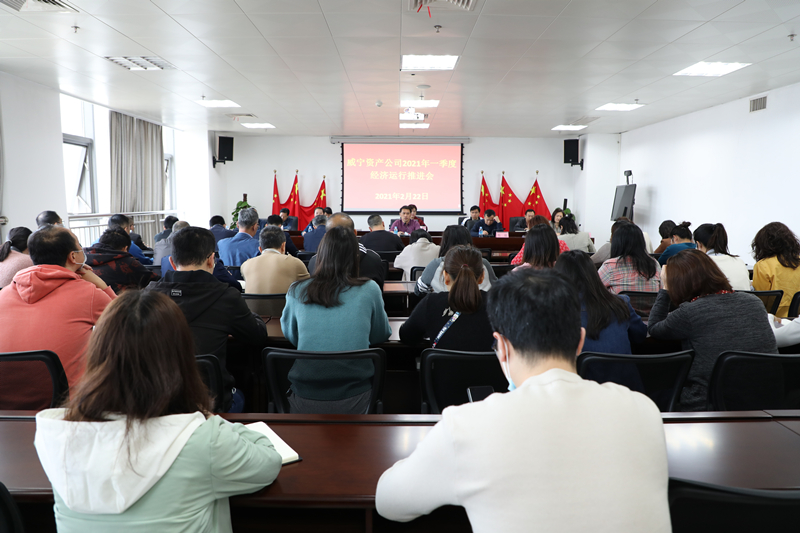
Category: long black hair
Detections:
[
  {"x1": 0, "y1": 227, "x2": 32, "y2": 263},
  {"x1": 522, "y1": 224, "x2": 559, "y2": 268},
  {"x1": 298, "y1": 226, "x2": 367, "y2": 307},
  {"x1": 438, "y1": 225, "x2": 473, "y2": 257},
  {"x1": 555, "y1": 251, "x2": 629, "y2": 339},
  {"x1": 609, "y1": 223, "x2": 657, "y2": 280},
  {"x1": 694, "y1": 223, "x2": 735, "y2": 257},
  {"x1": 559, "y1": 214, "x2": 579, "y2": 235}
]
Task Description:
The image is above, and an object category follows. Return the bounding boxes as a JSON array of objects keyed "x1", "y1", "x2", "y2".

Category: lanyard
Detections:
[{"x1": 432, "y1": 311, "x2": 461, "y2": 348}]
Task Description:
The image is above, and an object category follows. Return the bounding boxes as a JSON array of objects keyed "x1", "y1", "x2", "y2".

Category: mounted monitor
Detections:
[{"x1": 610, "y1": 184, "x2": 636, "y2": 221}]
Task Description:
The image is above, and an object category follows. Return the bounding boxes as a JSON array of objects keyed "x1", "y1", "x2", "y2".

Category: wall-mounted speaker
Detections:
[
  {"x1": 217, "y1": 136, "x2": 234, "y2": 162},
  {"x1": 563, "y1": 139, "x2": 579, "y2": 164}
]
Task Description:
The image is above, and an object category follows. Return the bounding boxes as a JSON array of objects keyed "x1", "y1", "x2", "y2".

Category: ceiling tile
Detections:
[
  {"x1": 237, "y1": 0, "x2": 322, "y2": 14},
  {"x1": 401, "y1": 12, "x2": 479, "y2": 38},
  {"x1": 461, "y1": 37, "x2": 535, "y2": 57},
  {"x1": 172, "y1": 13, "x2": 262, "y2": 39},
  {"x1": 483, "y1": 0, "x2": 571, "y2": 17},
  {"x1": 636, "y1": 0, "x2": 744, "y2": 21},
  {"x1": 606, "y1": 19, "x2": 705, "y2": 42},
  {"x1": 559, "y1": 0, "x2": 656, "y2": 19},
  {"x1": 325, "y1": 13, "x2": 401, "y2": 37},
  {"x1": 150, "y1": 0, "x2": 244, "y2": 15},
  {"x1": 539, "y1": 17, "x2": 630, "y2": 41},
  {"x1": 267, "y1": 36, "x2": 338, "y2": 55},
  {"x1": 470, "y1": 15, "x2": 555, "y2": 39},
  {"x1": 335, "y1": 37, "x2": 401, "y2": 57},
  {"x1": 247, "y1": 13, "x2": 331, "y2": 38}
]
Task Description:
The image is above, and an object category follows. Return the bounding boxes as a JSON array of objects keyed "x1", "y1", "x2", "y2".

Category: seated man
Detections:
[
  {"x1": 376, "y1": 269, "x2": 670, "y2": 532},
  {"x1": 279, "y1": 208, "x2": 296, "y2": 231},
  {"x1": 0, "y1": 225, "x2": 116, "y2": 409},
  {"x1": 303, "y1": 215, "x2": 327, "y2": 253},
  {"x1": 266, "y1": 214, "x2": 299, "y2": 257},
  {"x1": 242, "y1": 226, "x2": 309, "y2": 294},
  {"x1": 219, "y1": 207, "x2": 261, "y2": 270},
  {"x1": 461, "y1": 205, "x2": 480, "y2": 232},
  {"x1": 360, "y1": 214, "x2": 404, "y2": 252},
  {"x1": 154, "y1": 215, "x2": 178, "y2": 243},
  {"x1": 145, "y1": 227, "x2": 267, "y2": 412},
  {"x1": 154, "y1": 220, "x2": 190, "y2": 266},
  {"x1": 308, "y1": 213, "x2": 385, "y2": 289},
  {"x1": 302, "y1": 207, "x2": 324, "y2": 235},
  {"x1": 389, "y1": 206, "x2": 420, "y2": 235},
  {"x1": 323, "y1": 207, "x2": 333, "y2": 217},
  {"x1": 470, "y1": 209, "x2": 504, "y2": 237},
  {"x1": 36, "y1": 210, "x2": 63, "y2": 229},
  {"x1": 514, "y1": 209, "x2": 535, "y2": 232},
  {"x1": 84, "y1": 227, "x2": 159, "y2": 293},
  {"x1": 99, "y1": 214, "x2": 152, "y2": 265},
  {"x1": 209, "y1": 215, "x2": 236, "y2": 244}
]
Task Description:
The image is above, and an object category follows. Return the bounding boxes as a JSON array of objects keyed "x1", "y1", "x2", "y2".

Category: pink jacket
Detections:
[
  {"x1": 0, "y1": 265, "x2": 116, "y2": 409},
  {"x1": 0, "y1": 250, "x2": 33, "y2": 288}
]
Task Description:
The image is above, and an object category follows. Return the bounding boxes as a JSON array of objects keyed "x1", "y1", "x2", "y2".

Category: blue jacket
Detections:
[
  {"x1": 303, "y1": 226, "x2": 326, "y2": 253},
  {"x1": 658, "y1": 242, "x2": 696, "y2": 265},
  {"x1": 218, "y1": 232, "x2": 260, "y2": 267},
  {"x1": 93, "y1": 236, "x2": 151, "y2": 265},
  {"x1": 470, "y1": 219, "x2": 504, "y2": 237},
  {"x1": 210, "y1": 224, "x2": 237, "y2": 244}
]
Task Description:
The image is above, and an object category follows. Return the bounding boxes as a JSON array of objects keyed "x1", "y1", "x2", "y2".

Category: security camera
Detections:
[
  {"x1": 624, "y1": 170, "x2": 632, "y2": 177},
  {"x1": 375, "y1": 100, "x2": 382, "y2": 107}
]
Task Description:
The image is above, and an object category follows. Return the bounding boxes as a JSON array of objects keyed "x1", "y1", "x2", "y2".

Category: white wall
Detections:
[
  {"x1": 175, "y1": 129, "x2": 212, "y2": 227},
  {"x1": 573, "y1": 134, "x2": 622, "y2": 246},
  {"x1": 0, "y1": 72, "x2": 67, "y2": 237},
  {"x1": 620, "y1": 80, "x2": 800, "y2": 266},
  {"x1": 220, "y1": 136, "x2": 580, "y2": 231}
]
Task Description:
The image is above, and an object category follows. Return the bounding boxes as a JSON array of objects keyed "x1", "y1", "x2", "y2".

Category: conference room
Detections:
[{"x1": 2, "y1": 0, "x2": 800, "y2": 531}]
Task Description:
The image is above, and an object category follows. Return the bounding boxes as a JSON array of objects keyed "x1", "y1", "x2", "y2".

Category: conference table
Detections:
[{"x1": 5, "y1": 410, "x2": 800, "y2": 532}]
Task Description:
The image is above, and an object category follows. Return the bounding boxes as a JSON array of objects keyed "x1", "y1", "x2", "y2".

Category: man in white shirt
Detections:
[{"x1": 376, "y1": 269, "x2": 671, "y2": 533}]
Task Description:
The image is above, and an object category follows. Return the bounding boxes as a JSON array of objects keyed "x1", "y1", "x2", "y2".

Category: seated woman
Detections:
[
  {"x1": 558, "y1": 214, "x2": 596, "y2": 253},
  {"x1": 511, "y1": 215, "x2": 569, "y2": 266},
  {"x1": 653, "y1": 220, "x2": 676, "y2": 254},
  {"x1": 693, "y1": 223, "x2": 750, "y2": 291},
  {"x1": 752, "y1": 222, "x2": 800, "y2": 318},
  {"x1": 0, "y1": 226, "x2": 33, "y2": 288},
  {"x1": 598, "y1": 223, "x2": 661, "y2": 294},
  {"x1": 591, "y1": 218, "x2": 630, "y2": 266},
  {"x1": 415, "y1": 225, "x2": 498, "y2": 296},
  {"x1": 282, "y1": 226, "x2": 392, "y2": 414},
  {"x1": 34, "y1": 290, "x2": 282, "y2": 531},
  {"x1": 512, "y1": 224, "x2": 560, "y2": 271},
  {"x1": 400, "y1": 245, "x2": 494, "y2": 352},
  {"x1": 648, "y1": 249, "x2": 778, "y2": 411},
  {"x1": 394, "y1": 229, "x2": 440, "y2": 281},
  {"x1": 550, "y1": 207, "x2": 564, "y2": 235},
  {"x1": 658, "y1": 221, "x2": 696, "y2": 265}
]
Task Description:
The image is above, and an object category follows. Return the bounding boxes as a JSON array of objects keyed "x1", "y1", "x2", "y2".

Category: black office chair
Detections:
[
  {"x1": 410, "y1": 266, "x2": 426, "y2": 282},
  {"x1": 738, "y1": 289, "x2": 782, "y2": 315},
  {"x1": 457, "y1": 216, "x2": 466, "y2": 225},
  {"x1": 420, "y1": 349, "x2": 507, "y2": 414},
  {"x1": 649, "y1": 253, "x2": 661, "y2": 262},
  {"x1": 619, "y1": 290, "x2": 659, "y2": 319},
  {"x1": 508, "y1": 216, "x2": 525, "y2": 232},
  {"x1": 375, "y1": 250, "x2": 401, "y2": 262},
  {"x1": 508, "y1": 250, "x2": 520, "y2": 264},
  {"x1": 491, "y1": 264, "x2": 514, "y2": 278},
  {"x1": 0, "y1": 350, "x2": 69, "y2": 409},
  {"x1": 284, "y1": 216, "x2": 299, "y2": 231},
  {"x1": 669, "y1": 477, "x2": 800, "y2": 533},
  {"x1": 708, "y1": 351, "x2": 800, "y2": 411},
  {"x1": 241, "y1": 293, "x2": 287, "y2": 317},
  {"x1": 787, "y1": 291, "x2": 800, "y2": 317},
  {"x1": 297, "y1": 251, "x2": 316, "y2": 262},
  {"x1": 381, "y1": 259, "x2": 390, "y2": 281},
  {"x1": 262, "y1": 348, "x2": 387, "y2": 414},
  {"x1": 577, "y1": 351, "x2": 694, "y2": 412},
  {"x1": 144, "y1": 264, "x2": 161, "y2": 277},
  {"x1": 479, "y1": 248, "x2": 492, "y2": 260},
  {"x1": 195, "y1": 354, "x2": 224, "y2": 413},
  {"x1": 0, "y1": 481, "x2": 25, "y2": 533}
]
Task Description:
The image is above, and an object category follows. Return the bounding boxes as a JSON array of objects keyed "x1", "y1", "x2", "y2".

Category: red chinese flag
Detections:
[
  {"x1": 280, "y1": 175, "x2": 300, "y2": 218},
  {"x1": 271, "y1": 174, "x2": 282, "y2": 215},
  {"x1": 523, "y1": 179, "x2": 550, "y2": 219},
  {"x1": 499, "y1": 176, "x2": 523, "y2": 231},
  {"x1": 478, "y1": 176, "x2": 500, "y2": 218},
  {"x1": 297, "y1": 179, "x2": 327, "y2": 230}
]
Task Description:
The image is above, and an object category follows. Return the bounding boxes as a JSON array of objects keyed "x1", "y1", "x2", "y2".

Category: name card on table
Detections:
[{"x1": 495, "y1": 232, "x2": 509, "y2": 238}]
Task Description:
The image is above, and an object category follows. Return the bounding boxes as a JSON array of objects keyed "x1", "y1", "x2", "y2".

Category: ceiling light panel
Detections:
[
  {"x1": 105, "y1": 56, "x2": 177, "y2": 71},
  {"x1": 400, "y1": 100, "x2": 439, "y2": 108},
  {"x1": 399, "y1": 113, "x2": 426, "y2": 120},
  {"x1": 551, "y1": 125, "x2": 587, "y2": 131},
  {"x1": 401, "y1": 55, "x2": 459, "y2": 71},
  {"x1": 196, "y1": 100, "x2": 241, "y2": 108},
  {"x1": 241, "y1": 123, "x2": 276, "y2": 128},
  {"x1": 595, "y1": 103, "x2": 645, "y2": 111},
  {"x1": 673, "y1": 61, "x2": 752, "y2": 77},
  {"x1": 399, "y1": 123, "x2": 430, "y2": 128}
]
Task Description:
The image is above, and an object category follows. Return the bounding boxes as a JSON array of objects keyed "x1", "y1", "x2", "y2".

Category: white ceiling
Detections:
[{"x1": 0, "y1": 0, "x2": 798, "y2": 137}]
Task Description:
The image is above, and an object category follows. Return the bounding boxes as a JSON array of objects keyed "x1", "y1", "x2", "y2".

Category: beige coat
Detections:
[
  {"x1": 393, "y1": 238, "x2": 440, "y2": 281},
  {"x1": 241, "y1": 250, "x2": 309, "y2": 294}
]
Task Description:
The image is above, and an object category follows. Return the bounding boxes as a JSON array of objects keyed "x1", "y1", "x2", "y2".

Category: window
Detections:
[
  {"x1": 164, "y1": 156, "x2": 176, "y2": 210},
  {"x1": 62, "y1": 134, "x2": 97, "y2": 214}
]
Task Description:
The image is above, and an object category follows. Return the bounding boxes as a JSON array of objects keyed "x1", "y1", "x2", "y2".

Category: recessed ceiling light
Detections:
[
  {"x1": 552, "y1": 125, "x2": 587, "y2": 131},
  {"x1": 399, "y1": 113, "x2": 426, "y2": 121},
  {"x1": 399, "y1": 123, "x2": 430, "y2": 129},
  {"x1": 596, "y1": 103, "x2": 645, "y2": 111},
  {"x1": 401, "y1": 100, "x2": 439, "y2": 108},
  {"x1": 241, "y1": 123, "x2": 276, "y2": 129},
  {"x1": 105, "y1": 56, "x2": 177, "y2": 71},
  {"x1": 401, "y1": 55, "x2": 458, "y2": 71},
  {"x1": 673, "y1": 61, "x2": 751, "y2": 77},
  {"x1": 196, "y1": 99, "x2": 240, "y2": 108}
]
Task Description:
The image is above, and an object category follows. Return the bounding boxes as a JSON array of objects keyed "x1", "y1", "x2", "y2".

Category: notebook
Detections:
[{"x1": 245, "y1": 422, "x2": 301, "y2": 465}]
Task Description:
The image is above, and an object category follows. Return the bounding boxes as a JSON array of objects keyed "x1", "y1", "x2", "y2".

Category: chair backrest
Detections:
[
  {"x1": 478, "y1": 248, "x2": 491, "y2": 260},
  {"x1": 389, "y1": 218, "x2": 398, "y2": 227},
  {"x1": 297, "y1": 251, "x2": 316, "y2": 261},
  {"x1": 491, "y1": 264, "x2": 514, "y2": 278},
  {"x1": 420, "y1": 349, "x2": 507, "y2": 414},
  {"x1": 241, "y1": 293, "x2": 287, "y2": 317},
  {"x1": 508, "y1": 250, "x2": 520, "y2": 264},
  {"x1": 619, "y1": 291, "x2": 659, "y2": 319},
  {"x1": 738, "y1": 289, "x2": 783, "y2": 315},
  {"x1": 195, "y1": 354, "x2": 224, "y2": 413},
  {"x1": 381, "y1": 259, "x2": 390, "y2": 280},
  {"x1": 577, "y1": 351, "x2": 694, "y2": 412},
  {"x1": 262, "y1": 348, "x2": 387, "y2": 414},
  {"x1": 509, "y1": 216, "x2": 524, "y2": 230},
  {"x1": 457, "y1": 216, "x2": 466, "y2": 225},
  {"x1": 0, "y1": 350, "x2": 69, "y2": 409},
  {"x1": 375, "y1": 250, "x2": 401, "y2": 262},
  {"x1": 410, "y1": 266, "x2": 426, "y2": 281},
  {"x1": 708, "y1": 351, "x2": 800, "y2": 411},
  {"x1": 787, "y1": 291, "x2": 800, "y2": 317},
  {"x1": 649, "y1": 253, "x2": 661, "y2": 262},
  {"x1": 669, "y1": 477, "x2": 800, "y2": 533},
  {"x1": 285, "y1": 216, "x2": 299, "y2": 231},
  {"x1": 0, "y1": 481, "x2": 25, "y2": 533}
]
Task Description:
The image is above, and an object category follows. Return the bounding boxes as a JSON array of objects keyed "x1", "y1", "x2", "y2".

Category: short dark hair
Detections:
[
  {"x1": 525, "y1": 209, "x2": 534, "y2": 215},
  {"x1": 410, "y1": 229, "x2": 431, "y2": 244},
  {"x1": 209, "y1": 215, "x2": 225, "y2": 227},
  {"x1": 108, "y1": 214, "x2": 131, "y2": 229},
  {"x1": 28, "y1": 225, "x2": 77, "y2": 267},
  {"x1": 610, "y1": 224, "x2": 657, "y2": 280},
  {"x1": 487, "y1": 269, "x2": 581, "y2": 363},
  {"x1": 522, "y1": 224, "x2": 559, "y2": 267},
  {"x1": 259, "y1": 225, "x2": 286, "y2": 250},
  {"x1": 314, "y1": 207, "x2": 324, "y2": 213},
  {"x1": 367, "y1": 214, "x2": 383, "y2": 228},
  {"x1": 266, "y1": 215, "x2": 283, "y2": 226},
  {"x1": 400, "y1": 206, "x2": 411, "y2": 214},
  {"x1": 658, "y1": 220, "x2": 676, "y2": 239},
  {"x1": 323, "y1": 207, "x2": 333, "y2": 215},
  {"x1": 280, "y1": 208, "x2": 290, "y2": 215},
  {"x1": 36, "y1": 210, "x2": 61, "y2": 227},
  {"x1": 312, "y1": 215, "x2": 327, "y2": 227},
  {"x1": 670, "y1": 221, "x2": 692, "y2": 241},
  {"x1": 665, "y1": 249, "x2": 733, "y2": 306},
  {"x1": 484, "y1": 209, "x2": 496, "y2": 217},
  {"x1": 163, "y1": 215, "x2": 179, "y2": 230},
  {"x1": 469, "y1": 205, "x2": 479, "y2": 213},
  {"x1": 98, "y1": 227, "x2": 132, "y2": 251},
  {"x1": 752, "y1": 222, "x2": 800, "y2": 269},
  {"x1": 439, "y1": 225, "x2": 473, "y2": 257},
  {"x1": 694, "y1": 223, "x2": 734, "y2": 256},
  {"x1": 171, "y1": 227, "x2": 215, "y2": 267}
]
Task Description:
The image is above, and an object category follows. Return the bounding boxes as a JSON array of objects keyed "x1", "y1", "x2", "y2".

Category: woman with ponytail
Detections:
[
  {"x1": 400, "y1": 245, "x2": 494, "y2": 352},
  {"x1": 694, "y1": 223, "x2": 750, "y2": 291},
  {"x1": 657, "y1": 221, "x2": 695, "y2": 265},
  {"x1": 0, "y1": 227, "x2": 33, "y2": 288}
]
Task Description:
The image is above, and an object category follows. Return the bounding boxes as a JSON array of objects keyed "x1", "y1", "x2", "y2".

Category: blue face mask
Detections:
[{"x1": 497, "y1": 339, "x2": 516, "y2": 391}]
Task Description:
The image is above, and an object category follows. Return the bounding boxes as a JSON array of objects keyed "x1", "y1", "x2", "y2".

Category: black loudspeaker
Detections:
[
  {"x1": 563, "y1": 139, "x2": 579, "y2": 164},
  {"x1": 217, "y1": 136, "x2": 234, "y2": 162}
]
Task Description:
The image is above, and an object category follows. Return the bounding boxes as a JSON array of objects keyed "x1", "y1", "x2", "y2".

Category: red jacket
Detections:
[{"x1": 0, "y1": 265, "x2": 116, "y2": 409}]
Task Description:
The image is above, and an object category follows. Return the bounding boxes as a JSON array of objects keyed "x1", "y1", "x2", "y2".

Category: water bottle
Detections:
[
  {"x1": 394, "y1": 226, "x2": 399, "y2": 235},
  {"x1": 479, "y1": 228, "x2": 484, "y2": 237}
]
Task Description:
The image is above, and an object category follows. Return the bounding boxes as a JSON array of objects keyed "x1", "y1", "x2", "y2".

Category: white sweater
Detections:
[
  {"x1": 707, "y1": 252, "x2": 751, "y2": 291},
  {"x1": 376, "y1": 369, "x2": 670, "y2": 533}
]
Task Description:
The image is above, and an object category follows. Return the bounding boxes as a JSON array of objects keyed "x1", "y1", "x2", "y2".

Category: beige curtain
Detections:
[{"x1": 110, "y1": 111, "x2": 164, "y2": 212}]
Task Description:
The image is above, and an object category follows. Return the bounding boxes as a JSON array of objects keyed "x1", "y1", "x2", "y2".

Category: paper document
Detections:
[{"x1": 246, "y1": 422, "x2": 301, "y2": 465}]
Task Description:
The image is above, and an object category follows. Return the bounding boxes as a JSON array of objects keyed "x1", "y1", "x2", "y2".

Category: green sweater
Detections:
[{"x1": 282, "y1": 279, "x2": 392, "y2": 400}]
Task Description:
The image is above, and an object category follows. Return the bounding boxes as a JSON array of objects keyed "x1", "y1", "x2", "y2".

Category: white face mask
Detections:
[
  {"x1": 72, "y1": 249, "x2": 85, "y2": 270},
  {"x1": 496, "y1": 338, "x2": 516, "y2": 391}
]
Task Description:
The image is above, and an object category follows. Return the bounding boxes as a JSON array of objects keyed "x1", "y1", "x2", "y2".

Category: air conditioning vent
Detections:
[
  {"x1": 104, "y1": 56, "x2": 177, "y2": 71},
  {"x1": 0, "y1": 0, "x2": 77, "y2": 12},
  {"x1": 749, "y1": 96, "x2": 767, "y2": 112},
  {"x1": 408, "y1": 0, "x2": 476, "y2": 12}
]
